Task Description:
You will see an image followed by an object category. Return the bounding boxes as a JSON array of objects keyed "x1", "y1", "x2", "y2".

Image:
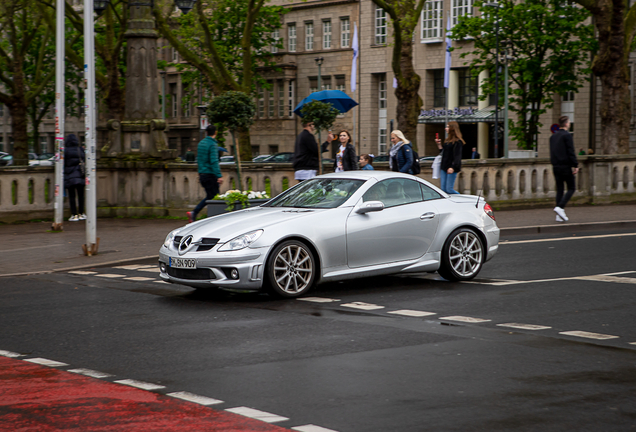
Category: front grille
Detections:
[
  {"x1": 173, "y1": 236, "x2": 219, "y2": 252},
  {"x1": 166, "y1": 267, "x2": 216, "y2": 280}
]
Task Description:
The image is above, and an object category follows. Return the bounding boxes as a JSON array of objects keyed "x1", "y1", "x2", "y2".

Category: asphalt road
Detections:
[{"x1": 1, "y1": 227, "x2": 636, "y2": 431}]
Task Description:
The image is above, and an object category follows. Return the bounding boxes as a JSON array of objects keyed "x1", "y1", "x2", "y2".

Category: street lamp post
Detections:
[
  {"x1": 485, "y1": 3, "x2": 501, "y2": 158},
  {"x1": 502, "y1": 43, "x2": 510, "y2": 158}
]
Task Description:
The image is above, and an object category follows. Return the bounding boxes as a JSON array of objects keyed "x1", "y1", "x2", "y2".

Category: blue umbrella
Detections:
[{"x1": 293, "y1": 90, "x2": 359, "y2": 117}]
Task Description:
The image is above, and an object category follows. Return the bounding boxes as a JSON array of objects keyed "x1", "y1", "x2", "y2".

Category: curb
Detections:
[
  {"x1": 500, "y1": 220, "x2": 636, "y2": 237},
  {"x1": 0, "y1": 255, "x2": 158, "y2": 278}
]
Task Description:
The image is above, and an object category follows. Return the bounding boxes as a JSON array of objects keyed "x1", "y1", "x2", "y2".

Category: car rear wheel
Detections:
[
  {"x1": 266, "y1": 240, "x2": 316, "y2": 298},
  {"x1": 438, "y1": 228, "x2": 484, "y2": 281}
]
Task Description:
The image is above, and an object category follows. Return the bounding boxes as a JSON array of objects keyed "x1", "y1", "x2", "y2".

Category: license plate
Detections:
[{"x1": 169, "y1": 257, "x2": 196, "y2": 269}]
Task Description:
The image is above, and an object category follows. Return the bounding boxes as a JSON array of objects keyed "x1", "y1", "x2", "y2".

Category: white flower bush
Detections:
[{"x1": 214, "y1": 190, "x2": 270, "y2": 210}]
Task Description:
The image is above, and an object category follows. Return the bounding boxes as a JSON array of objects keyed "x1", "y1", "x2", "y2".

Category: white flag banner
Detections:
[
  {"x1": 350, "y1": 23, "x2": 358, "y2": 93},
  {"x1": 444, "y1": 16, "x2": 452, "y2": 88}
]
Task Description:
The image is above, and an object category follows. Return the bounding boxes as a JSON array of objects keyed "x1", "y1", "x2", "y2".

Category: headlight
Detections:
[
  {"x1": 163, "y1": 230, "x2": 179, "y2": 248},
  {"x1": 218, "y1": 230, "x2": 263, "y2": 252}
]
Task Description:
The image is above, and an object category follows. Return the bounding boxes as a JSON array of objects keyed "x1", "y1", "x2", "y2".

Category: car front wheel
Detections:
[
  {"x1": 266, "y1": 240, "x2": 316, "y2": 298},
  {"x1": 438, "y1": 228, "x2": 484, "y2": 281}
]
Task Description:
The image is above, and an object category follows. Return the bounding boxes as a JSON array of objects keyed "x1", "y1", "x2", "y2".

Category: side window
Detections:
[
  {"x1": 363, "y1": 179, "x2": 423, "y2": 208},
  {"x1": 420, "y1": 183, "x2": 443, "y2": 201}
]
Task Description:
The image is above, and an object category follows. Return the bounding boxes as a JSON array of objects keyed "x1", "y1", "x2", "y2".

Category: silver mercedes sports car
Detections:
[{"x1": 159, "y1": 171, "x2": 500, "y2": 298}]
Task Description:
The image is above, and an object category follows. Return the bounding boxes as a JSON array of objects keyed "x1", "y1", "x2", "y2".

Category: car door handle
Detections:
[{"x1": 420, "y1": 212, "x2": 436, "y2": 220}]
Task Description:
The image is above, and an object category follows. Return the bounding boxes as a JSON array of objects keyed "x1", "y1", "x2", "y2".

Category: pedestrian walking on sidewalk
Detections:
[
  {"x1": 435, "y1": 121, "x2": 465, "y2": 194},
  {"x1": 63, "y1": 134, "x2": 86, "y2": 221},
  {"x1": 389, "y1": 130, "x2": 414, "y2": 174},
  {"x1": 187, "y1": 125, "x2": 224, "y2": 223},
  {"x1": 550, "y1": 115, "x2": 579, "y2": 222},
  {"x1": 293, "y1": 120, "x2": 322, "y2": 181}
]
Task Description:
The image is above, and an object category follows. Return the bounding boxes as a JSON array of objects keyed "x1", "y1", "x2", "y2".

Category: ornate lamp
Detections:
[
  {"x1": 94, "y1": 0, "x2": 111, "y2": 15},
  {"x1": 175, "y1": 0, "x2": 197, "y2": 14}
]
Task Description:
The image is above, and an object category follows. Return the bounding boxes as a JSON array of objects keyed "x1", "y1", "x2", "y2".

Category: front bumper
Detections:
[{"x1": 158, "y1": 247, "x2": 268, "y2": 290}]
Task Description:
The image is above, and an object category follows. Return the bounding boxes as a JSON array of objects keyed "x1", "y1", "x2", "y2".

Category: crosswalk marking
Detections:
[
  {"x1": 68, "y1": 270, "x2": 97, "y2": 275},
  {"x1": 68, "y1": 368, "x2": 112, "y2": 378},
  {"x1": 388, "y1": 310, "x2": 436, "y2": 317},
  {"x1": 439, "y1": 316, "x2": 491, "y2": 323},
  {"x1": 497, "y1": 323, "x2": 551, "y2": 330},
  {"x1": 114, "y1": 379, "x2": 166, "y2": 390},
  {"x1": 297, "y1": 297, "x2": 341, "y2": 303},
  {"x1": 341, "y1": 302, "x2": 385, "y2": 311},
  {"x1": 167, "y1": 391, "x2": 224, "y2": 406},
  {"x1": 124, "y1": 277, "x2": 156, "y2": 282},
  {"x1": 0, "y1": 350, "x2": 23, "y2": 358},
  {"x1": 559, "y1": 331, "x2": 619, "y2": 340},
  {"x1": 95, "y1": 274, "x2": 126, "y2": 278},
  {"x1": 25, "y1": 358, "x2": 68, "y2": 367},
  {"x1": 292, "y1": 425, "x2": 340, "y2": 432},
  {"x1": 225, "y1": 407, "x2": 289, "y2": 423}
]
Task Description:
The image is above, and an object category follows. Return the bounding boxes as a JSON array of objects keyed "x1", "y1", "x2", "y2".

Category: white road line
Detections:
[
  {"x1": 25, "y1": 358, "x2": 68, "y2": 367},
  {"x1": 68, "y1": 368, "x2": 112, "y2": 378},
  {"x1": 629, "y1": 342, "x2": 636, "y2": 345},
  {"x1": 95, "y1": 274, "x2": 126, "y2": 278},
  {"x1": 154, "y1": 280, "x2": 170, "y2": 284},
  {"x1": 167, "y1": 391, "x2": 224, "y2": 406},
  {"x1": 500, "y1": 232, "x2": 636, "y2": 245},
  {"x1": 292, "y1": 425, "x2": 340, "y2": 432},
  {"x1": 297, "y1": 297, "x2": 341, "y2": 303},
  {"x1": 114, "y1": 379, "x2": 166, "y2": 390},
  {"x1": 439, "y1": 316, "x2": 491, "y2": 323},
  {"x1": 341, "y1": 302, "x2": 385, "y2": 311},
  {"x1": 225, "y1": 407, "x2": 289, "y2": 423},
  {"x1": 388, "y1": 310, "x2": 436, "y2": 317},
  {"x1": 574, "y1": 275, "x2": 636, "y2": 284},
  {"x1": 497, "y1": 323, "x2": 552, "y2": 330},
  {"x1": 136, "y1": 268, "x2": 161, "y2": 273},
  {"x1": 114, "y1": 265, "x2": 146, "y2": 270},
  {"x1": 0, "y1": 349, "x2": 23, "y2": 358},
  {"x1": 559, "y1": 331, "x2": 619, "y2": 340},
  {"x1": 123, "y1": 277, "x2": 156, "y2": 282},
  {"x1": 68, "y1": 270, "x2": 98, "y2": 275}
]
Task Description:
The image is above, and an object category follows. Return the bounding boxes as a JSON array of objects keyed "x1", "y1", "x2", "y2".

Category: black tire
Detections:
[
  {"x1": 266, "y1": 240, "x2": 317, "y2": 298},
  {"x1": 438, "y1": 228, "x2": 484, "y2": 281}
]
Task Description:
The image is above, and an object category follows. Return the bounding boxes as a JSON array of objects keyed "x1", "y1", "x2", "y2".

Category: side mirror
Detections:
[{"x1": 356, "y1": 200, "x2": 384, "y2": 214}]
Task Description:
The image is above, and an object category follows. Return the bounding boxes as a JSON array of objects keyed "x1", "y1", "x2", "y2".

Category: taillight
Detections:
[{"x1": 483, "y1": 203, "x2": 495, "y2": 221}]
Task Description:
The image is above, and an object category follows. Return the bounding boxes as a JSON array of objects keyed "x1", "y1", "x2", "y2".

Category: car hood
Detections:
[{"x1": 175, "y1": 206, "x2": 324, "y2": 241}]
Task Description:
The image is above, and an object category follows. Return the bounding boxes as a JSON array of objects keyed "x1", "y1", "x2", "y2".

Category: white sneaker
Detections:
[
  {"x1": 69, "y1": 215, "x2": 79, "y2": 221},
  {"x1": 78, "y1": 214, "x2": 87, "y2": 220},
  {"x1": 556, "y1": 215, "x2": 564, "y2": 222},
  {"x1": 554, "y1": 206, "x2": 568, "y2": 221}
]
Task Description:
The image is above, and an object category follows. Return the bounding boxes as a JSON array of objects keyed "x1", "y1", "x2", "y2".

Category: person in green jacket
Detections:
[{"x1": 187, "y1": 125, "x2": 224, "y2": 223}]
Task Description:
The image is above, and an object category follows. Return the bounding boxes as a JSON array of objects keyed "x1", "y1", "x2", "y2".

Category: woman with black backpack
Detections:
[
  {"x1": 63, "y1": 134, "x2": 86, "y2": 221},
  {"x1": 389, "y1": 130, "x2": 414, "y2": 174}
]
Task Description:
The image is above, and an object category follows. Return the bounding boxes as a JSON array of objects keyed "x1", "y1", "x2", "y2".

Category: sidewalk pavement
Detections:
[{"x1": 1, "y1": 204, "x2": 635, "y2": 277}]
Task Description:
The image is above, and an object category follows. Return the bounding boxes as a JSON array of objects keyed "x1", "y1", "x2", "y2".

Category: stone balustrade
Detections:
[{"x1": 1, "y1": 155, "x2": 635, "y2": 222}]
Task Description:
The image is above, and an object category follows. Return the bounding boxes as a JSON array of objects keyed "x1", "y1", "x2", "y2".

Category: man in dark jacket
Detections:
[
  {"x1": 63, "y1": 134, "x2": 85, "y2": 221},
  {"x1": 550, "y1": 115, "x2": 579, "y2": 222},
  {"x1": 293, "y1": 121, "x2": 320, "y2": 181},
  {"x1": 187, "y1": 125, "x2": 224, "y2": 223}
]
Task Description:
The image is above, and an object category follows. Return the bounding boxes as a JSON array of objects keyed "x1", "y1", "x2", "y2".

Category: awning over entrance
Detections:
[{"x1": 418, "y1": 107, "x2": 496, "y2": 124}]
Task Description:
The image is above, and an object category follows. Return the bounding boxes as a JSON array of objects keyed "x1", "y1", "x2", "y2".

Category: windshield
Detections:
[{"x1": 266, "y1": 178, "x2": 365, "y2": 209}]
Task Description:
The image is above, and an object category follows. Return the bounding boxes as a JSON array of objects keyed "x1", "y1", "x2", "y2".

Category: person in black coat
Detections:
[
  {"x1": 63, "y1": 134, "x2": 85, "y2": 221},
  {"x1": 293, "y1": 121, "x2": 320, "y2": 181},
  {"x1": 434, "y1": 121, "x2": 465, "y2": 194},
  {"x1": 332, "y1": 130, "x2": 358, "y2": 172},
  {"x1": 550, "y1": 115, "x2": 579, "y2": 222}
]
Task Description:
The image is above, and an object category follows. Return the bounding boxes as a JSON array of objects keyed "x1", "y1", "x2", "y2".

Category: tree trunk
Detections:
[
  {"x1": 394, "y1": 39, "x2": 422, "y2": 150},
  {"x1": 9, "y1": 97, "x2": 29, "y2": 165},
  {"x1": 238, "y1": 128, "x2": 252, "y2": 161}
]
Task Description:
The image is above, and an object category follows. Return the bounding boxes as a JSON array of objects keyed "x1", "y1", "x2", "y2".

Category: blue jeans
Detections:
[
  {"x1": 192, "y1": 173, "x2": 220, "y2": 218},
  {"x1": 440, "y1": 171, "x2": 459, "y2": 194}
]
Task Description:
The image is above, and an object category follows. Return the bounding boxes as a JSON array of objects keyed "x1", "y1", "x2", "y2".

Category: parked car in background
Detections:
[
  {"x1": 372, "y1": 155, "x2": 389, "y2": 162},
  {"x1": 159, "y1": 171, "x2": 499, "y2": 298},
  {"x1": 0, "y1": 153, "x2": 38, "y2": 166},
  {"x1": 251, "y1": 154, "x2": 271, "y2": 162},
  {"x1": 257, "y1": 152, "x2": 294, "y2": 163},
  {"x1": 219, "y1": 156, "x2": 235, "y2": 165},
  {"x1": 29, "y1": 153, "x2": 55, "y2": 166}
]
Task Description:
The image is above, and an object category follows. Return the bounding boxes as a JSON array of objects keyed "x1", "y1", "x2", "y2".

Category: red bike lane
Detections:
[{"x1": 0, "y1": 356, "x2": 290, "y2": 431}]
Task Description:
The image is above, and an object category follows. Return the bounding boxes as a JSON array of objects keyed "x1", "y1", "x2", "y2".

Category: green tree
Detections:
[
  {"x1": 0, "y1": 0, "x2": 58, "y2": 165},
  {"x1": 371, "y1": 0, "x2": 426, "y2": 149},
  {"x1": 573, "y1": 0, "x2": 636, "y2": 154},
  {"x1": 207, "y1": 91, "x2": 256, "y2": 188},
  {"x1": 153, "y1": 0, "x2": 285, "y2": 159},
  {"x1": 452, "y1": 0, "x2": 595, "y2": 150}
]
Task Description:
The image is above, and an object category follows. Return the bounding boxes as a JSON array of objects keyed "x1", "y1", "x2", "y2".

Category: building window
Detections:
[
  {"x1": 433, "y1": 70, "x2": 446, "y2": 107},
  {"x1": 379, "y1": 129, "x2": 387, "y2": 154},
  {"x1": 305, "y1": 22, "x2": 314, "y2": 51},
  {"x1": 271, "y1": 29, "x2": 279, "y2": 53},
  {"x1": 0, "y1": 137, "x2": 4, "y2": 152},
  {"x1": 309, "y1": 77, "x2": 318, "y2": 93},
  {"x1": 182, "y1": 83, "x2": 190, "y2": 117},
  {"x1": 341, "y1": 18, "x2": 350, "y2": 48},
  {"x1": 335, "y1": 75, "x2": 346, "y2": 92},
  {"x1": 278, "y1": 80, "x2": 285, "y2": 117},
  {"x1": 375, "y1": 8, "x2": 387, "y2": 45},
  {"x1": 169, "y1": 83, "x2": 177, "y2": 117},
  {"x1": 379, "y1": 76, "x2": 387, "y2": 109},
  {"x1": 171, "y1": 48, "x2": 178, "y2": 62},
  {"x1": 452, "y1": 0, "x2": 473, "y2": 26},
  {"x1": 288, "y1": 24, "x2": 297, "y2": 52},
  {"x1": 323, "y1": 20, "x2": 332, "y2": 49},
  {"x1": 0, "y1": 103, "x2": 4, "y2": 117},
  {"x1": 258, "y1": 86, "x2": 265, "y2": 117},
  {"x1": 288, "y1": 80, "x2": 295, "y2": 116},
  {"x1": 268, "y1": 81, "x2": 275, "y2": 117},
  {"x1": 421, "y1": 0, "x2": 443, "y2": 39},
  {"x1": 458, "y1": 69, "x2": 478, "y2": 106},
  {"x1": 563, "y1": 91, "x2": 575, "y2": 102}
]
